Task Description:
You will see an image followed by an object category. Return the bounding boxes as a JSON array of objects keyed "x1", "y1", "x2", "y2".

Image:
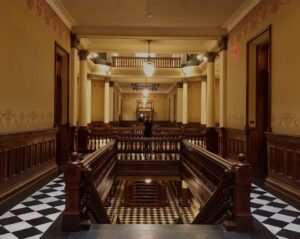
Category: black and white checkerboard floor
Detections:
[
  {"x1": 106, "y1": 181, "x2": 199, "y2": 224},
  {"x1": 251, "y1": 184, "x2": 300, "y2": 239},
  {"x1": 0, "y1": 175, "x2": 65, "y2": 239},
  {"x1": 0, "y1": 175, "x2": 299, "y2": 238}
]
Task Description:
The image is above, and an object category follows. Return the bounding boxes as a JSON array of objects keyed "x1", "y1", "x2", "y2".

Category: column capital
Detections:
[
  {"x1": 218, "y1": 35, "x2": 228, "y2": 51},
  {"x1": 109, "y1": 81, "x2": 115, "y2": 87},
  {"x1": 71, "y1": 32, "x2": 80, "y2": 49},
  {"x1": 205, "y1": 52, "x2": 217, "y2": 62},
  {"x1": 177, "y1": 82, "x2": 183, "y2": 88},
  {"x1": 200, "y1": 75, "x2": 207, "y2": 81},
  {"x1": 78, "y1": 50, "x2": 89, "y2": 61}
]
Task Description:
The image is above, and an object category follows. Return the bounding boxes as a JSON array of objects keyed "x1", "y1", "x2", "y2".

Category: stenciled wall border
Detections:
[
  {"x1": 25, "y1": 0, "x2": 70, "y2": 45},
  {"x1": 228, "y1": 0, "x2": 291, "y2": 48}
]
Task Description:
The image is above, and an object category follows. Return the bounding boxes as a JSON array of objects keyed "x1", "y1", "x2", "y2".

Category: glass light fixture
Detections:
[
  {"x1": 143, "y1": 88, "x2": 150, "y2": 97},
  {"x1": 143, "y1": 40, "x2": 155, "y2": 77},
  {"x1": 145, "y1": 178, "x2": 152, "y2": 184}
]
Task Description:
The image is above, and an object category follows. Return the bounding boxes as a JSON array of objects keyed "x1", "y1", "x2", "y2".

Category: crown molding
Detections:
[
  {"x1": 46, "y1": 0, "x2": 76, "y2": 29},
  {"x1": 223, "y1": 0, "x2": 262, "y2": 32},
  {"x1": 73, "y1": 25, "x2": 226, "y2": 39}
]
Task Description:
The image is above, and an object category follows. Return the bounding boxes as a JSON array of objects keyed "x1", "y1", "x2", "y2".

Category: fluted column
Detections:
[
  {"x1": 78, "y1": 50, "x2": 89, "y2": 126},
  {"x1": 206, "y1": 52, "x2": 216, "y2": 128},
  {"x1": 200, "y1": 75, "x2": 207, "y2": 126},
  {"x1": 86, "y1": 79, "x2": 92, "y2": 124},
  {"x1": 182, "y1": 80, "x2": 188, "y2": 124},
  {"x1": 77, "y1": 50, "x2": 89, "y2": 151},
  {"x1": 104, "y1": 80, "x2": 110, "y2": 124},
  {"x1": 205, "y1": 52, "x2": 218, "y2": 153},
  {"x1": 218, "y1": 36, "x2": 227, "y2": 128},
  {"x1": 176, "y1": 83, "x2": 183, "y2": 124}
]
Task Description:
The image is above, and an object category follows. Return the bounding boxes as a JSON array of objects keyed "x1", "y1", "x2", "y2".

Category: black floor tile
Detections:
[
  {"x1": 250, "y1": 202, "x2": 263, "y2": 208},
  {"x1": 291, "y1": 218, "x2": 300, "y2": 225},
  {"x1": 32, "y1": 194, "x2": 49, "y2": 200},
  {"x1": 40, "y1": 188, "x2": 57, "y2": 194},
  {"x1": 0, "y1": 226, "x2": 9, "y2": 235},
  {"x1": 0, "y1": 216, "x2": 22, "y2": 226},
  {"x1": 10, "y1": 207, "x2": 34, "y2": 215},
  {"x1": 277, "y1": 228, "x2": 300, "y2": 239},
  {"x1": 252, "y1": 209, "x2": 274, "y2": 218},
  {"x1": 268, "y1": 201, "x2": 287, "y2": 208},
  {"x1": 278, "y1": 209, "x2": 300, "y2": 217},
  {"x1": 13, "y1": 227, "x2": 42, "y2": 238},
  {"x1": 48, "y1": 200, "x2": 65, "y2": 207},
  {"x1": 257, "y1": 195, "x2": 276, "y2": 201},
  {"x1": 263, "y1": 218, "x2": 289, "y2": 228},
  {"x1": 26, "y1": 216, "x2": 52, "y2": 226},
  {"x1": 22, "y1": 200, "x2": 43, "y2": 207},
  {"x1": 37, "y1": 207, "x2": 61, "y2": 216}
]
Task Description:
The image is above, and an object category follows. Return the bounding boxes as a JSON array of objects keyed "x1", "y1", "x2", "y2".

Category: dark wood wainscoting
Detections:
[
  {"x1": 265, "y1": 132, "x2": 300, "y2": 202},
  {"x1": 218, "y1": 128, "x2": 247, "y2": 161},
  {"x1": 0, "y1": 128, "x2": 58, "y2": 206}
]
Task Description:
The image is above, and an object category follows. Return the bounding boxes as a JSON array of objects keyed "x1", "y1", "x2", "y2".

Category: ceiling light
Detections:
[
  {"x1": 145, "y1": 178, "x2": 152, "y2": 184},
  {"x1": 143, "y1": 89, "x2": 150, "y2": 97},
  {"x1": 143, "y1": 40, "x2": 155, "y2": 77}
]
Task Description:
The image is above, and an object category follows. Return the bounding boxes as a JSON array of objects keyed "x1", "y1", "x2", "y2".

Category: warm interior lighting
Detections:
[
  {"x1": 145, "y1": 178, "x2": 152, "y2": 184},
  {"x1": 143, "y1": 40, "x2": 155, "y2": 77},
  {"x1": 142, "y1": 88, "x2": 150, "y2": 97},
  {"x1": 142, "y1": 97, "x2": 147, "y2": 107}
]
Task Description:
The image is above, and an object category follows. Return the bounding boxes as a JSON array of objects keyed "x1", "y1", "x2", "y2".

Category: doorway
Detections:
[
  {"x1": 54, "y1": 43, "x2": 69, "y2": 167},
  {"x1": 246, "y1": 27, "x2": 271, "y2": 178}
]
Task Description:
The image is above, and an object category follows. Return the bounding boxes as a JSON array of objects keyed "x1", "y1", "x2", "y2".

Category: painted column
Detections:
[
  {"x1": 182, "y1": 80, "x2": 188, "y2": 124},
  {"x1": 206, "y1": 52, "x2": 216, "y2": 128},
  {"x1": 86, "y1": 79, "x2": 92, "y2": 124},
  {"x1": 176, "y1": 83, "x2": 183, "y2": 123},
  {"x1": 69, "y1": 33, "x2": 80, "y2": 126},
  {"x1": 218, "y1": 36, "x2": 228, "y2": 128},
  {"x1": 200, "y1": 75, "x2": 207, "y2": 125},
  {"x1": 78, "y1": 50, "x2": 89, "y2": 126},
  {"x1": 109, "y1": 82, "x2": 114, "y2": 122},
  {"x1": 104, "y1": 80, "x2": 110, "y2": 124}
]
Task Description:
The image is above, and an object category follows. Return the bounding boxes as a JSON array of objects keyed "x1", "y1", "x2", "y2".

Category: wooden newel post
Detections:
[
  {"x1": 232, "y1": 153, "x2": 253, "y2": 232},
  {"x1": 62, "y1": 152, "x2": 83, "y2": 231}
]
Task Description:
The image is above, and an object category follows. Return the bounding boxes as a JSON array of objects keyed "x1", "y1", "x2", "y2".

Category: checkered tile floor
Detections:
[
  {"x1": 251, "y1": 184, "x2": 300, "y2": 239},
  {"x1": 0, "y1": 174, "x2": 299, "y2": 238},
  {"x1": 0, "y1": 175, "x2": 65, "y2": 239},
  {"x1": 106, "y1": 181, "x2": 199, "y2": 224}
]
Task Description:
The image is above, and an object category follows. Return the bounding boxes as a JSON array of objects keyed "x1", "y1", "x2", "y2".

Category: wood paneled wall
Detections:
[
  {"x1": 0, "y1": 128, "x2": 58, "y2": 205},
  {"x1": 265, "y1": 132, "x2": 300, "y2": 201},
  {"x1": 218, "y1": 128, "x2": 247, "y2": 161}
]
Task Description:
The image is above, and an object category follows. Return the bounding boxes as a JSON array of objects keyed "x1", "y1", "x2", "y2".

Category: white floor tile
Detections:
[
  {"x1": 35, "y1": 222, "x2": 52, "y2": 232},
  {"x1": 253, "y1": 214, "x2": 268, "y2": 222},
  {"x1": 38, "y1": 197, "x2": 59, "y2": 204},
  {"x1": 264, "y1": 224, "x2": 282, "y2": 234},
  {"x1": 284, "y1": 205, "x2": 299, "y2": 212},
  {"x1": 10, "y1": 204, "x2": 26, "y2": 210},
  {"x1": 3, "y1": 221, "x2": 32, "y2": 232},
  {"x1": 270, "y1": 213, "x2": 295, "y2": 223},
  {"x1": 18, "y1": 211, "x2": 44, "y2": 221},
  {"x1": 251, "y1": 198, "x2": 270, "y2": 205},
  {"x1": 26, "y1": 234, "x2": 42, "y2": 239},
  {"x1": 30, "y1": 204, "x2": 52, "y2": 211},
  {"x1": 284, "y1": 223, "x2": 300, "y2": 233},
  {"x1": 45, "y1": 212, "x2": 62, "y2": 220},
  {"x1": 259, "y1": 205, "x2": 282, "y2": 213},
  {"x1": 0, "y1": 233, "x2": 19, "y2": 239},
  {"x1": 0, "y1": 211, "x2": 15, "y2": 219}
]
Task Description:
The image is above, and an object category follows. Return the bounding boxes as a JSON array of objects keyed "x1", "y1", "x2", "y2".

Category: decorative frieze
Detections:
[
  {"x1": 24, "y1": 0, "x2": 70, "y2": 45},
  {"x1": 228, "y1": 0, "x2": 292, "y2": 48},
  {"x1": 272, "y1": 112, "x2": 300, "y2": 134}
]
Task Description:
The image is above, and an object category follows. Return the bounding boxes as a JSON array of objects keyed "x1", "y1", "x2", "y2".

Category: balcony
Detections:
[{"x1": 112, "y1": 56, "x2": 181, "y2": 68}]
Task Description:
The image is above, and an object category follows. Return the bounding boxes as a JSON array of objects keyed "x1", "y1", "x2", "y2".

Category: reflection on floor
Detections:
[{"x1": 106, "y1": 181, "x2": 199, "y2": 224}]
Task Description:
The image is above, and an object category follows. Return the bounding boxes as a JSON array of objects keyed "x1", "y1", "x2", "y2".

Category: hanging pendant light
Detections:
[{"x1": 143, "y1": 40, "x2": 155, "y2": 77}]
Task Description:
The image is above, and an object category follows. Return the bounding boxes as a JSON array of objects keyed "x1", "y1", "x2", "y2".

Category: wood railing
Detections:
[
  {"x1": 64, "y1": 137, "x2": 252, "y2": 232},
  {"x1": 112, "y1": 56, "x2": 181, "y2": 68},
  {"x1": 181, "y1": 141, "x2": 253, "y2": 232},
  {"x1": 62, "y1": 141, "x2": 118, "y2": 231}
]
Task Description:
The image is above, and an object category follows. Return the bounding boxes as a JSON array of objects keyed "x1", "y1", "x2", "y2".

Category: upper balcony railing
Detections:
[{"x1": 112, "y1": 56, "x2": 181, "y2": 68}]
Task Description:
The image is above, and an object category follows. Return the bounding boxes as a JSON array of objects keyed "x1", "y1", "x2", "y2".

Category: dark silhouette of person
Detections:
[{"x1": 143, "y1": 115, "x2": 153, "y2": 137}]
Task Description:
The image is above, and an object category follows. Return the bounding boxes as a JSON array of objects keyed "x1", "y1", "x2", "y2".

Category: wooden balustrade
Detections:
[
  {"x1": 0, "y1": 128, "x2": 58, "y2": 206},
  {"x1": 112, "y1": 56, "x2": 181, "y2": 68},
  {"x1": 181, "y1": 141, "x2": 253, "y2": 232},
  {"x1": 62, "y1": 141, "x2": 117, "y2": 231}
]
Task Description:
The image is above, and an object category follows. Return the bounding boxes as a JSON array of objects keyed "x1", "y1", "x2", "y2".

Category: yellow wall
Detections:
[
  {"x1": 188, "y1": 81, "x2": 201, "y2": 122},
  {"x1": 0, "y1": 0, "x2": 70, "y2": 133},
  {"x1": 122, "y1": 93, "x2": 168, "y2": 121},
  {"x1": 227, "y1": 0, "x2": 300, "y2": 134},
  {"x1": 91, "y1": 81, "x2": 104, "y2": 121}
]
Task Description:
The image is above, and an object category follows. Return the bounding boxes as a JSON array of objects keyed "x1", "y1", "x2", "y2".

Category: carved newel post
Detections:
[{"x1": 62, "y1": 152, "x2": 83, "y2": 231}]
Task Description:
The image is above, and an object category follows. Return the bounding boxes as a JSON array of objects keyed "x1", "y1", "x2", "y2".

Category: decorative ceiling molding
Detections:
[
  {"x1": 25, "y1": 0, "x2": 70, "y2": 44},
  {"x1": 72, "y1": 26, "x2": 226, "y2": 39},
  {"x1": 223, "y1": 0, "x2": 262, "y2": 32},
  {"x1": 46, "y1": 0, "x2": 76, "y2": 29}
]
